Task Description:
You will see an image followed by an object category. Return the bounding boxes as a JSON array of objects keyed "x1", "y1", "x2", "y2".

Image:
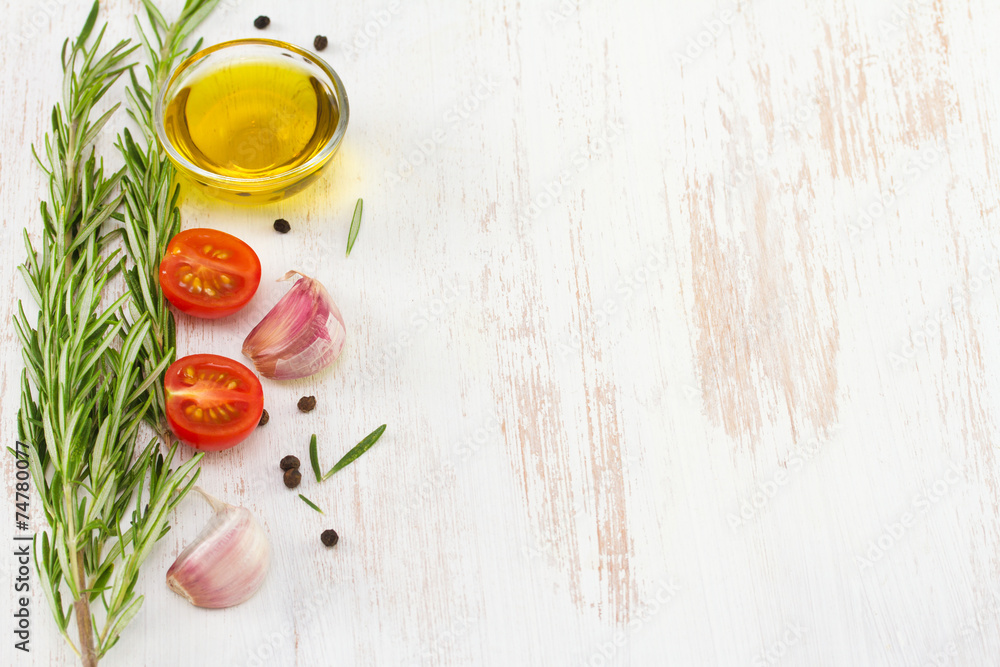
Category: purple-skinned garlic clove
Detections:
[
  {"x1": 242, "y1": 270, "x2": 346, "y2": 380},
  {"x1": 166, "y1": 488, "x2": 269, "y2": 609}
]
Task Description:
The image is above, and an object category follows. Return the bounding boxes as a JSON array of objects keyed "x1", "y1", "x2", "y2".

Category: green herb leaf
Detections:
[
  {"x1": 298, "y1": 494, "x2": 324, "y2": 514},
  {"x1": 323, "y1": 424, "x2": 387, "y2": 480},
  {"x1": 345, "y1": 198, "x2": 364, "y2": 256},
  {"x1": 77, "y1": 1, "x2": 100, "y2": 45},
  {"x1": 309, "y1": 434, "x2": 322, "y2": 482}
]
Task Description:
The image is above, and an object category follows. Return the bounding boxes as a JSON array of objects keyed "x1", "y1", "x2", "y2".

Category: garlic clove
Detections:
[
  {"x1": 166, "y1": 488, "x2": 269, "y2": 609},
  {"x1": 242, "y1": 270, "x2": 346, "y2": 380}
]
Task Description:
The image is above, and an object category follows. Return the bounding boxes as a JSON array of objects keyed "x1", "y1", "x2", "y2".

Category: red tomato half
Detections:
[
  {"x1": 164, "y1": 354, "x2": 264, "y2": 452},
  {"x1": 159, "y1": 228, "x2": 262, "y2": 319}
]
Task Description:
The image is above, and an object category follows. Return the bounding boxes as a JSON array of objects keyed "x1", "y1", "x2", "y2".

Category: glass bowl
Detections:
[{"x1": 154, "y1": 39, "x2": 349, "y2": 204}]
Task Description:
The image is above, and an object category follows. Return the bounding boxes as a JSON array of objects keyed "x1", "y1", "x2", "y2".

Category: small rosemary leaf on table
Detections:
[
  {"x1": 345, "y1": 198, "x2": 363, "y2": 256},
  {"x1": 323, "y1": 424, "x2": 387, "y2": 480},
  {"x1": 298, "y1": 494, "x2": 324, "y2": 514},
  {"x1": 309, "y1": 433, "x2": 322, "y2": 482}
]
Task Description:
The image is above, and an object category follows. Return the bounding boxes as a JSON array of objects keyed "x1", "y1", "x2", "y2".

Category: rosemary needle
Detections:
[
  {"x1": 345, "y1": 198, "x2": 364, "y2": 256},
  {"x1": 298, "y1": 494, "x2": 325, "y2": 514},
  {"x1": 309, "y1": 434, "x2": 322, "y2": 482},
  {"x1": 323, "y1": 424, "x2": 387, "y2": 480}
]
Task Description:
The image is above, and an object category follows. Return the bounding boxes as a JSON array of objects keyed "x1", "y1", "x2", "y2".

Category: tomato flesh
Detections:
[
  {"x1": 159, "y1": 228, "x2": 261, "y2": 319},
  {"x1": 165, "y1": 354, "x2": 264, "y2": 452}
]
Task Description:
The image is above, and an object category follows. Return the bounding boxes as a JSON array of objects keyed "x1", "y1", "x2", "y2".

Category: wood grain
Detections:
[{"x1": 4, "y1": 0, "x2": 1000, "y2": 665}]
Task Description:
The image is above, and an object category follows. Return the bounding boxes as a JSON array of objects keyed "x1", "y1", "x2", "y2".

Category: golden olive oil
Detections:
[{"x1": 163, "y1": 58, "x2": 339, "y2": 179}]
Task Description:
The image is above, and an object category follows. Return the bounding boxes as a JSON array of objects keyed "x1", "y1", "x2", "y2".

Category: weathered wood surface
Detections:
[{"x1": 3, "y1": 0, "x2": 1000, "y2": 665}]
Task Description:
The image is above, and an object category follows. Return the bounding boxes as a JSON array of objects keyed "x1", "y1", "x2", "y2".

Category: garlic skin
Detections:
[
  {"x1": 242, "y1": 270, "x2": 346, "y2": 380},
  {"x1": 166, "y1": 488, "x2": 269, "y2": 609}
]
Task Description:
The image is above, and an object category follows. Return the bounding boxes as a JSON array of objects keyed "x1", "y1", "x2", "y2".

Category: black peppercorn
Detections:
[
  {"x1": 321, "y1": 529, "x2": 339, "y2": 547},
  {"x1": 283, "y1": 468, "x2": 302, "y2": 488},
  {"x1": 258, "y1": 409, "x2": 270, "y2": 426},
  {"x1": 273, "y1": 218, "x2": 290, "y2": 233},
  {"x1": 279, "y1": 455, "x2": 300, "y2": 471},
  {"x1": 254, "y1": 15, "x2": 270, "y2": 29},
  {"x1": 297, "y1": 395, "x2": 317, "y2": 413},
  {"x1": 313, "y1": 35, "x2": 328, "y2": 51}
]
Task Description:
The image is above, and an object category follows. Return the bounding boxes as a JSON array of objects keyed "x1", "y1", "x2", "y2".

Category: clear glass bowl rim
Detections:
[{"x1": 153, "y1": 38, "x2": 350, "y2": 187}]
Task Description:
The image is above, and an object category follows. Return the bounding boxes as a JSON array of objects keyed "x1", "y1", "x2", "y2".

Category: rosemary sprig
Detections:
[
  {"x1": 14, "y1": 4, "x2": 202, "y2": 664},
  {"x1": 346, "y1": 198, "x2": 364, "y2": 256},
  {"x1": 114, "y1": 0, "x2": 221, "y2": 436}
]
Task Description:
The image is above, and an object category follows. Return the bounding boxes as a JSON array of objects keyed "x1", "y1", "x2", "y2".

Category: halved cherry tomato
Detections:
[
  {"x1": 159, "y1": 228, "x2": 262, "y2": 319},
  {"x1": 164, "y1": 354, "x2": 264, "y2": 452}
]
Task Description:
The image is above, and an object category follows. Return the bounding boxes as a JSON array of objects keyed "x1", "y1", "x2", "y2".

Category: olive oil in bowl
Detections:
[
  {"x1": 156, "y1": 40, "x2": 349, "y2": 203},
  {"x1": 165, "y1": 59, "x2": 338, "y2": 178}
]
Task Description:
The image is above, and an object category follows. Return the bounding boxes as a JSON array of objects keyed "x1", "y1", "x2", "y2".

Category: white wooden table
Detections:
[{"x1": 4, "y1": 0, "x2": 1000, "y2": 665}]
